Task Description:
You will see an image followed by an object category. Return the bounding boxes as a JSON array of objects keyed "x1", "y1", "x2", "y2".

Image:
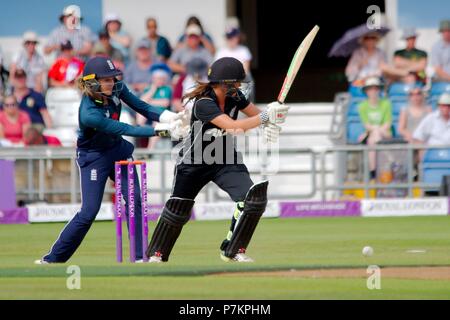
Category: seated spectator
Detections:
[
  {"x1": 93, "y1": 30, "x2": 125, "y2": 71},
  {"x1": 104, "y1": 13, "x2": 132, "y2": 63},
  {"x1": 171, "y1": 56, "x2": 210, "y2": 113},
  {"x1": 124, "y1": 39, "x2": 154, "y2": 95},
  {"x1": 48, "y1": 41, "x2": 85, "y2": 88},
  {"x1": 346, "y1": 33, "x2": 386, "y2": 85},
  {"x1": 214, "y1": 26, "x2": 254, "y2": 101},
  {"x1": 141, "y1": 67, "x2": 172, "y2": 112},
  {"x1": 393, "y1": 28, "x2": 428, "y2": 84},
  {"x1": 168, "y1": 25, "x2": 213, "y2": 75},
  {"x1": 176, "y1": 16, "x2": 215, "y2": 55},
  {"x1": 413, "y1": 93, "x2": 450, "y2": 146},
  {"x1": 143, "y1": 17, "x2": 172, "y2": 62},
  {"x1": 12, "y1": 69, "x2": 52, "y2": 132},
  {"x1": 215, "y1": 27, "x2": 252, "y2": 73},
  {"x1": 431, "y1": 20, "x2": 450, "y2": 82},
  {"x1": 138, "y1": 66, "x2": 173, "y2": 150},
  {"x1": 398, "y1": 86, "x2": 432, "y2": 142},
  {"x1": 44, "y1": 4, "x2": 95, "y2": 61},
  {"x1": 10, "y1": 31, "x2": 46, "y2": 93},
  {"x1": 358, "y1": 77, "x2": 393, "y2": 177},
  {"x1": 0, "y1": 94, "x2": 31, "y2": 145},
  {"x1": 23, "y1": 127, "x2": 62, "y2": 146},
  {"x1": 346, "y1": 32, "x2": 408, "y2": 86}
]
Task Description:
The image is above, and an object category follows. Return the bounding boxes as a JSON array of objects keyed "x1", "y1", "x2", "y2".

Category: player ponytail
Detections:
[{"x1": 182, "y1": 81, "x2": 214, "y2": 105}]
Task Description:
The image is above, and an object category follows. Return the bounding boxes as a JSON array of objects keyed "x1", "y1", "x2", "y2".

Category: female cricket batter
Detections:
[
  {"x1": 145, "y1": 57, "x2": 289, "y2": 263},
  {"x1": 35, "y1": 57, "x2": 185, "y2": 263}
]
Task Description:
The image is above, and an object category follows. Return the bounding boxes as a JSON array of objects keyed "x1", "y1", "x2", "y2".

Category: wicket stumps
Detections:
[{"x1": 114, "y1": 160, "x2": 149, "y2": 263}]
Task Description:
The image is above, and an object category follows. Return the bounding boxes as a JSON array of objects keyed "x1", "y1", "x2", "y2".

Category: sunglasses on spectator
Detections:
[
  {"x1": 409, "y1": 91, "x2": 422, "y2": 96},
  {"x1": 3, "y1": 103, "x2": 17, "y2": 107},
  {"x1": 364, "y1": 36, "x2": 379, "y2": 40},
  {"x1": 24, "y1": 41, "x2": 37, "y2": 45}
]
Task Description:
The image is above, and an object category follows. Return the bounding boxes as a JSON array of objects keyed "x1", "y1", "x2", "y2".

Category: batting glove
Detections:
[
  {"x1": 259, "y1": 101, "x2": 290, "y2": 125},
  {"x1": 262, "y1": 123, "x2": 282, "y2": 144}
]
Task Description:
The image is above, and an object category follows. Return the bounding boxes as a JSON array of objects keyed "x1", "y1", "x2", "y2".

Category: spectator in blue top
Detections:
[
  {"x1": 143, "y1": 18, "x2": 172, "y2": 62},
  {"x1": 431, "y1": 20, "x2": 450, "y2": 82},
  {"x1": 12, "y1": 69, "x2": 52, "y2": 131}
]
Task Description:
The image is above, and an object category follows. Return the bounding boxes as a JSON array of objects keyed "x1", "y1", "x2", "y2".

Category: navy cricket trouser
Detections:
[{"x1": 43, "y1": 139, "x2": 145, "y2": 262}]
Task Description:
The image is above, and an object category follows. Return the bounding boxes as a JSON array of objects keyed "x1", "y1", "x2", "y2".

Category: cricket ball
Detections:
[{"x1": 362, "y1": 246, "x2": 374, "y2": 257}]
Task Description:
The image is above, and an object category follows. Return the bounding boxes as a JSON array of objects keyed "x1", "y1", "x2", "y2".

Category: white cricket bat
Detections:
[{"x1": 277, "y1": 25, "x2": 320, "y2": 103}]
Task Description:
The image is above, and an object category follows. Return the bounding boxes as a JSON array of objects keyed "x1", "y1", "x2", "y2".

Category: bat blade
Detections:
[{"x1": 277, "y1": 25, "x2": 320, "y2": 103}]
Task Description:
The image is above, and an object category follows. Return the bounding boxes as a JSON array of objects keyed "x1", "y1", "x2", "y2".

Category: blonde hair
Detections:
[
  {"x1": 3, "y1": 93, "x2": 17, "y2": 103},
  {"x1": 77, "y1": 77, "x2": 102, "y2": 101}
]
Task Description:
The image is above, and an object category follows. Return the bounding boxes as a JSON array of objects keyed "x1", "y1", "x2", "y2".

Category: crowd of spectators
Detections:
[
  {"x1": 344, "y1": 20, "x2": 450, "y2": 189},
  {"x1": 0, "y1": 4, "x2": 253, "y2": 148}
]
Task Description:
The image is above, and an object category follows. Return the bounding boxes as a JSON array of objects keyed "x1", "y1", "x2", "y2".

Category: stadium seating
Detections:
[
  {"x1": 391, "y1": 100, "x2": 406, "y2": 117},
  {"x1": 429, "y1": 82, "x2": 450, "y2": 110},
  {"x1": 45, "y1": 88, "x2": 81, "y2": 127},
  {"x1": 43, "y1": 127, "x2": 78, "y2": 147},
  {"x1": 422, "y1": 148, "x2": 450, "y2": 188},
  {"x1": 346, "y1": 116, "x2": 365, "y2": 144},
  {"x1": 348, "y1": 85, "x2": 366, "y2": 98},
  {"x1": 346, "y1": 98, "x2": 364, "y2": 117},
  {"x1": 387, "y1": 82, "x2": 419, "y2": 97},
  {"x1": 430, "y1": 82, "x2": 450, "y2": 97}
]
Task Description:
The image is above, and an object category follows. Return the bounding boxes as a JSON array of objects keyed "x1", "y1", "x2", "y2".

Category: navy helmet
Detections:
[{"x1": 82, "y1": 56, "x2": 122, "y2": 81}]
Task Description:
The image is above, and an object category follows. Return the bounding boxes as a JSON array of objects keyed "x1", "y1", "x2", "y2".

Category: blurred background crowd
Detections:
[{"x1": 0, "y1": 4, "x2": 253, "y2": 149}]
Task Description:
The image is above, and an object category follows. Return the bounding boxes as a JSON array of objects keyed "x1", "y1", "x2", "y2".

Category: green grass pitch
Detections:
[{"x1": 0, "y1": 216, "x2": 449, "y2": 299}]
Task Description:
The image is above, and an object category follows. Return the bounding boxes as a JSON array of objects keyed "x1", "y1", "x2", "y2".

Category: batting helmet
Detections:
[
  {"x1": 82, "y1": 56, "x2": 122, "y2": 81},
  {"x1": 80, "y1": 57, "x2": 123, "y2": 97},
  {"x1": 207, "y1": 57, "x2": 246, "y2": 83}
]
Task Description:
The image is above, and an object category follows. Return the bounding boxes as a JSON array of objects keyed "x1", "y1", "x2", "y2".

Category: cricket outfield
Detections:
[{"x1": 1, "y1": 216, "x2": 449, "y2": 299}]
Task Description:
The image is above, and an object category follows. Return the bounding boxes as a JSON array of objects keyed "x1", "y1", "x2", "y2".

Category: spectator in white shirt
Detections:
[
  {"x1": 214, "y1": 27, "x2": 254, "y2": 101},
  {"x1": 44, "y1": 4, "x2": 95, "y2": 61},
  {"x1": 10, "y1": 31, "x2": 46, "y2": 93},
  {"x1": 215, "y1": 27, "x2": 252, "y2": 74},
  {"x1": 413, "y1": 93, "x2": 450, "y2": 146}
]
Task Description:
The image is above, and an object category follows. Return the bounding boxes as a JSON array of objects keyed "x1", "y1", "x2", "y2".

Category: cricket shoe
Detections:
[
  {"x1": 34, "y1": 259, "x2": 50, "y2": 265},
  {"x1": 147, "y1": 252, "x2": 163, "y2": 263},
  {"x1": 220, "y1": 249, "x2": 254, "y2": 263}
]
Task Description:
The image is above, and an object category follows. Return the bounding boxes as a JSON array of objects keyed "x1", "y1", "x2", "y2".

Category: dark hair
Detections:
[
  {"x1": 182, "y1": 81, "x2": 214, "y2": 105},
  {"x1": 186, "y1": 16, "x2": 204, "y2": 33},
  {"x1": 98, "y1": 29, "x2": 110, "y2": 39},
  {"x1": 146, "y1": 17, "x2": 157, "y2": 27}
]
